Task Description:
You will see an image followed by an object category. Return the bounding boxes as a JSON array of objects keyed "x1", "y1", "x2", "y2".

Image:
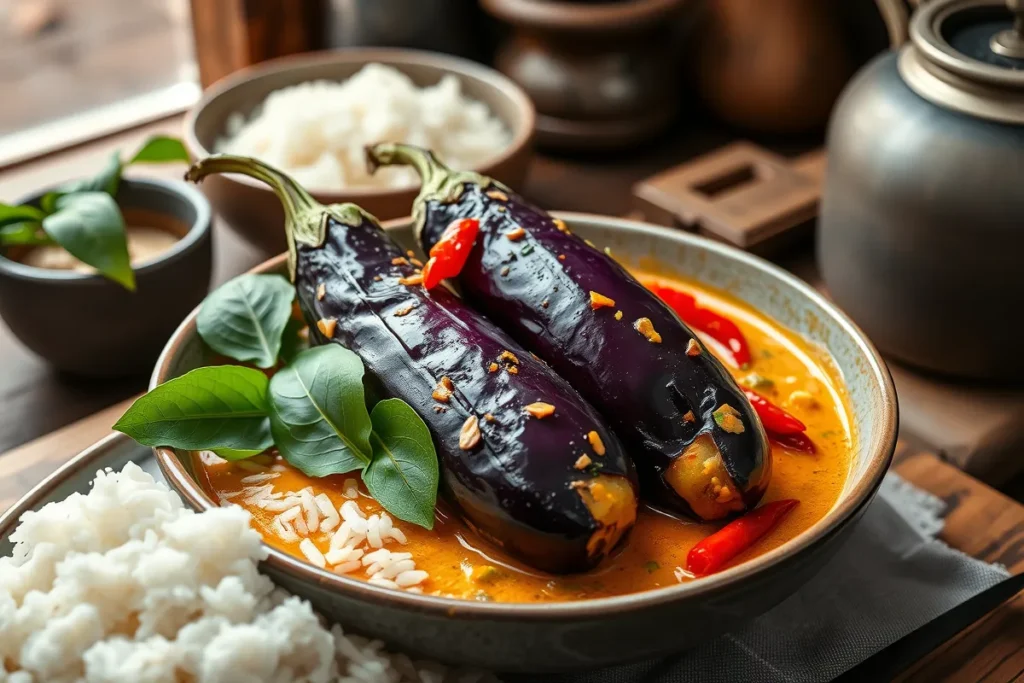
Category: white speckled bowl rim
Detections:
[{"x1": 154, "y1": 212, "x2": 898, "y2": 620}]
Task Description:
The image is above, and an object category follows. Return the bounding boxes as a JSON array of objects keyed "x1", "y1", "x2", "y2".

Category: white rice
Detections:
[
  {"x1": 0, "y1": 463, "x2": 492, "y2": 683},
  {"x1": 215, "y1": 64, "x2": 511, "y2": 193},
  {"x1": 241, "y1": 472, "x2": 279, "y2": 485},
  {"x1": 300, "y1": 538, "x2": 328, "y2": 569},
  {"x1": 265, "y1": 484, "x2": 427, "y2": 595}
]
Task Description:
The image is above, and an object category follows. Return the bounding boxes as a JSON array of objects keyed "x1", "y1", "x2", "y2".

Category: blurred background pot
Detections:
[
  {"x1": 819, "y1": 0, "x2": 1024, "y2": 381},
  {"x1": 322, "y1": 0, "x2": 494, "y2": 62},
  {"x1": 481, "y1": 0, "x2": 684, "y2": 151},
  {"x1": 685, "y1": 0, "x2": 899, "y2": 134}
]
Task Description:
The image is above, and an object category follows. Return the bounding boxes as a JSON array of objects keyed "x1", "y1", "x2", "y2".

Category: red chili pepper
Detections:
[
  {"x1": 769, "y1": 432, "x2": 817, "y2": 455},
  {"x1": 743, "y1": 389, "x2": 806, "y2": 435},
  {"x1": 652, "y1": 286, "x2": 752, "y2": 367},
  {"x1": 686, "y1": 499, "x2": 799, "y2": 576},
  {"x1": 421, "y1": 218, "x2": 480, "y2": 290}
]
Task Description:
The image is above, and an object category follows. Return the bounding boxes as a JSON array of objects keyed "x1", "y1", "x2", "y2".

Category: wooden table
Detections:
[{"x1": 0, "y1": 114, "x2": 1021, "y2": 681}]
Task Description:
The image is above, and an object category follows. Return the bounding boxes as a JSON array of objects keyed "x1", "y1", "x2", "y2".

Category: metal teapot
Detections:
[{"x1": 819, "y1": 0, "x2": 1024, "y2": 381}]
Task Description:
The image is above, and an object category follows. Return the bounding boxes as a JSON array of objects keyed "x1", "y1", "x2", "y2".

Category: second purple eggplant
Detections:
[{"x1": 367, "y1": 143, "x2": 771, "y2": 521}]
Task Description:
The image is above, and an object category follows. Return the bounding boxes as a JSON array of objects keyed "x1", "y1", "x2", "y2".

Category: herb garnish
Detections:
[
  {"x1": 115, "y1": 274, "x2": 440, "y2": 529},
  {"x1": 197, "y1": 274, "x2": 295, "y2": 369},
  {"x1": 0, "y1": 135, "x2": 190, "y2": 290}
]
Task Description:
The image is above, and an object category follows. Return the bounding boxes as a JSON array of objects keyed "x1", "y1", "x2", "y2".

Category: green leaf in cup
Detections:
[
  {"x1": 268, "y1": 345, "x2": 373, "y2": 478},
  {"x1": 41, "y1": 135, "x2": 189, "y2": 215},
  {"x1": 114, "y1": 365, "x2": 273, "y2": 453},
  {"x1": 365, "y1": 398, "x2": 439, "y2": 529},
  {"x1": 0, "y1": 203, "x2": 45, "y2": 227},
  {"x1": 128, "y1": 136, "x2": 190, "y2": 165},
  {"x1": 197, "y1": 274, "x2": 295, "y2": 368},
  {"x1": 57, "y1": 151, "x2": 123, "y2": 198},
  {"x1": 41, "y1": 192, "x2": 134, "y2": 290},
  {"x1": 0, "y1": 222, "x2": 52, "y2": 247}
]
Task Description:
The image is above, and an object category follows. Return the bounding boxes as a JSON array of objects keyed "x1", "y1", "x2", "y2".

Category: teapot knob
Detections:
[{"x1": 991, "y1": 0, "x2": 1024, "y2": 58}]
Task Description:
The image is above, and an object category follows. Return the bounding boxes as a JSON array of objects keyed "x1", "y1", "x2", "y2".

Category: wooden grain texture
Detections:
[
  {"x1": 189, "y1": 0, "x2": 325, "y2": 87},
  {"x1": 632, "y1": 142, "x2": 821, "y2": 248},
  {"x1": 0, "y1": 397, "x2": 135, "y2": 513},
  {"x1": 2, "y1": 423, "x2": 1021, "y2": 681}
]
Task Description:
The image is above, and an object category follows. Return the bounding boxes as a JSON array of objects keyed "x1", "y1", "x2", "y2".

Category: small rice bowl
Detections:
[
  {"x1": 215, "y1": 64, "x2": 511, "y2": 193},
  {"x1": 0, "y1": 463, "x2": 493, "y2": 683}
]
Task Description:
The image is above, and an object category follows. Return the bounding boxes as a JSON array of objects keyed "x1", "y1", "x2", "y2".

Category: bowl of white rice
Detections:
[{"x1": 185, "y1": 48, "x2": 535, "y2": 255}]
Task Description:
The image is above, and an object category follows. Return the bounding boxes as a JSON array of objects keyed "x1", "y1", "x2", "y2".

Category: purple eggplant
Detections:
[
  {"x1": 366, "y1": 144, "x2": 770, "y2": 521},
  {"x1": 186, "y1": 155, "x2": 637, "y2": 574}
]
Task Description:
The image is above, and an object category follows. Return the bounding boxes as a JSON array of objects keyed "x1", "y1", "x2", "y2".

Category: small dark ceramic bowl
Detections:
[
  {"x1": 0, "y1": 178, "x2": 212, "y2": 378},
  {"x1": 186, "y1": 48, "x2": 536, "y2": 256},
  {"x1": 153, "y1": 214, "x2": 897, "y2": 673}
]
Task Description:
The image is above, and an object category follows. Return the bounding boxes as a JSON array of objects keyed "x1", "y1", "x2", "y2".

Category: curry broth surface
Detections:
[{"x1": 194, "y1": 272, "x2": 852, "y2": 603}]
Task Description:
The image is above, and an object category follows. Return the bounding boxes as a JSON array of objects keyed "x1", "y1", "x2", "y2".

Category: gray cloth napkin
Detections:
[{"x1": 510, "y1": 473, "x2": 1010, "y2": 683}]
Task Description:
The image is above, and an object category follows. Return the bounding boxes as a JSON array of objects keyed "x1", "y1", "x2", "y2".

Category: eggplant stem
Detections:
[
  {"x1": 365, "y1": 143, "x2": 504, "y2": 240},
  {"x1": 366, "y1": 143, "x2": 450, "y2": 190},
  {"x1": 185, "y1": 154, "x2": 372, "y2": 281}
]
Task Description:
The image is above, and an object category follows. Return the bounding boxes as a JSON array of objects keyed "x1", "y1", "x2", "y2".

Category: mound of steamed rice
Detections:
[
  {"x1": 215, "y1": 64, "x2": 511, "y2": 192},
  {"x1": 0, "y1": 463, "x2": 493, "y2": 683}
]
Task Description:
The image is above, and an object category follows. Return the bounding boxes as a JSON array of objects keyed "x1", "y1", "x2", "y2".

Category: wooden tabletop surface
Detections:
[{"x1": 0, "y1": 114, "x2": 1021, "y2": 681}]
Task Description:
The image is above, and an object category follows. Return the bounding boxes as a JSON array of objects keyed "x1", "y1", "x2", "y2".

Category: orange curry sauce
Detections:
[{"x1": 194, "y1": 272, "x2": 853, "y2": 603}]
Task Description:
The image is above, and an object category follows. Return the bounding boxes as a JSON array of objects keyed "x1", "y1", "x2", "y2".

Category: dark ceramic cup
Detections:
[{"x1": 0, "y1": 178, "x2": 212, "y2": 378}]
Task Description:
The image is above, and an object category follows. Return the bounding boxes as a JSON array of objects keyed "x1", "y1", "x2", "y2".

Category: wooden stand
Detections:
[
  {"x1": 633, "y1": 142, "x2": 825, "y2": 253},
  {"x1": 188, "y1": 0, "x2": 324, "y2": 87}
]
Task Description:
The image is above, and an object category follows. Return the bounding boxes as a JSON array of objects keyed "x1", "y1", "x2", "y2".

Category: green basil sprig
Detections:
[
  {"x1": 197, "y1": 274, "x2": 295, "y2": 368},
  {"x1": 0, "y1": 135, "x2": 191, "y2": 290},
  {"x1": 113, "y1": 365, "x2": 274, "y2": 455},
  {"x1": 115, "y1": 275, "x2": 440, "y2": 529},
  {"x1": 269, "y1": 345, "x2": 374, "y2": 476},
  {"x1": 365, "y1": 398, "x2": 439, "y2": 529},
  {"x1": 43, "y1": 193, "x2": 135, "y2": 290}
]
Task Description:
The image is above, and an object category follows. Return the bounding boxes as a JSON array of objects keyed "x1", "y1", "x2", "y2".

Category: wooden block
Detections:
[
  {"x1": 632, "y1": 142, "x2": 824, "y2": 250},
  {"x1": 189, "y1": 0, "x2": 324, "y2": 88}
]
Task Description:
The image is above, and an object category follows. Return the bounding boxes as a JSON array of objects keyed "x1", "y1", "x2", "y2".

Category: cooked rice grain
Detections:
[
  {"x1": 215, "y1": 64, "x2": 510, "y2": 193},
  {"x1": 0, "y1": 464, "x2": 492, "y2": 683}
]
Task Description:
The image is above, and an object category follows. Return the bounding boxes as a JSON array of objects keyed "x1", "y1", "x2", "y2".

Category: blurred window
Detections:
[{"x1": 0, "y1": 0, "x2": 199, "y2": 166}]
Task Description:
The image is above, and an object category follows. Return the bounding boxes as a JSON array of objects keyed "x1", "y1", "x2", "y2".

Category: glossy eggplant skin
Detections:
[
  {"x1": 412, "y1": 181, "x2": 770, "y2": 519},
  {"x1": 295, "y1": 213, "x2": 637, "y2": 574}
]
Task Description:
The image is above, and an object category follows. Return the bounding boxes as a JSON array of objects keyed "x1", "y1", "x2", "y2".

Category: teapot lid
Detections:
[{"x1": 899, "y1": 0, "x2": 1024, "y2": 123}]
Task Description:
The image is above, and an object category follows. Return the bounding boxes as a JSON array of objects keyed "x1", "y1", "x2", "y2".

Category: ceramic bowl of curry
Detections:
[
  {"x1": 0, "y1": 178, "x2": 212, "y2": 377},
  {"x1": 152, "y1": 213, "x2": 897, "y2": 672}
]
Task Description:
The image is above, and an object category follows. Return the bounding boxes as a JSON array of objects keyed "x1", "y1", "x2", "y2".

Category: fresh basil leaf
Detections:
[
  {"x1": 269, "y1": 345, "x2": 373, "y2": 478},
  {"x1": 279, "y1": 316, "x2": 310, "y2": 364},
  {"x1": 40, "y1": 192, "x2": 61, "y2": 215},
  {"x1": 0, "y1": 222, "x2": 52, "y2": 247},
  {"x1": 114, "y1": 365, "x2": 273, "y2": 452},
  {"x1": 213, "y1": 447, "x2": 267, "y2": 461},
  {"x1": 128, "y1": 135, "x2": 190, "y2": 165},
  {"x1": 197, "y1": 274, "x2": 295, "y2": 368},
  {"x1": 364, "y1": 398, "x2": 439, "y2": 529},
  {"x1": 0, "y1": 204, "x2": 45, "y2": 227},
  {"x1": 42, "y1": 192, "x2": 134, "y2": 290},
  {"x1": 59, "y1": 151, "x2": 123, "y2": 197}
]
